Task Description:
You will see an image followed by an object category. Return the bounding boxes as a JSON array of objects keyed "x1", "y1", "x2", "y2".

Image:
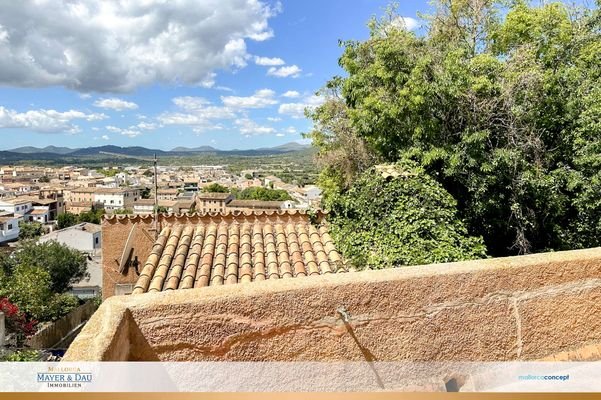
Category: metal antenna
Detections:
[{"x1": 153, "y1": 153, "x2": 159, "y2": 239}]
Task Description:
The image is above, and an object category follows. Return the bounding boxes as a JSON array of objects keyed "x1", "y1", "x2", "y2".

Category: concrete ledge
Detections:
[{"x1": 64, "y1": 247, "x2": 601, "y2": 361}]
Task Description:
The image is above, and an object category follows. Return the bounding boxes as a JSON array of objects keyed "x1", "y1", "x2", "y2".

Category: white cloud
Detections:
[
  {"x1": 93, "y1": 98, "x2": 138, "y2": 111},
  {"x1": 278, "y1": 95, "x2": 323, "y2": 119},
  {"x1": 158, "y1": 96, "x2": 235, "y2": 130},
  {"x1": 101, "y1": 134, "x2": 109, "y2": 140},
  {"x1": 267, "y1": 117, "x2": 281, "y2": 122},
  {"x1": 267, "y1": 65, "x2": 302, "y2": 78},
  {"x1": 276, "y1": 133, "x2": 285, "y2": 137},
  {"x1": 105, "y1": 125, "x2": 141, "y2": 137},
  {"x1": 0, "y1": 1, "x2": 278, "y2": 92},
  {"x1": 285, "y1": 126, "x2": 297, "y2": 134},
  {"x1": 192, "y1": 124, "x2": 225, "y2": 134},
  {"x1": 172, "y1": 97, "x2": 212, "y2": 111},
  {"x1": 254, "y1": 56, "x2": 285, "y2": 66},
  {"x1": 0, "y1": 106, "x2": 107, "y2": 134},
  {"x1": 120, "y1": 129, "x2": 141, "y2": 138},
  {"x1": 282, "y1": 90, "x2": 300, "y2": 98},
  {"x1": 221, "y1": 89, "x2": 277, "y2": 109},
  {"x1": 391, "y1": 16, "x2": 420, "y2": 31},
  {"x1": 136, "y1": 122, "x2": 159, "y2": 130},
  {"x1": 235, "y1": 118, "x2": 275, "y2": 136},
  {"x1": 199, "y1": 73, "x2": 217, "y2": 89}
]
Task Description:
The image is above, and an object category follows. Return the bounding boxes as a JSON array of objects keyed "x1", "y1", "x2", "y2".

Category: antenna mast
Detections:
[{"x1": 153, "y1": 153, "x2": 159, "y2": 239}]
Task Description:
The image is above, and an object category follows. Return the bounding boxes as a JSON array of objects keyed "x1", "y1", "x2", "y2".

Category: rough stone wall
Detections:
[
  {"x1": 69, "y1": 247, "x2": 601, "y2": 362},
  {"x1": 102, "y1": 216, "x2": 157, "y2": 298}
]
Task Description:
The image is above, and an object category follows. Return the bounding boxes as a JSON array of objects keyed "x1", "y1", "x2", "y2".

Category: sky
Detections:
[{"x1": 0, "y1": 0, "x2": 429, "y2": 151}]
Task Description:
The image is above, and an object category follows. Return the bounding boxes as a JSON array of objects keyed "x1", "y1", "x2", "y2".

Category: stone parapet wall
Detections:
[{"x1": 66, "y1": 247, "x2": 601, "y2": 362}]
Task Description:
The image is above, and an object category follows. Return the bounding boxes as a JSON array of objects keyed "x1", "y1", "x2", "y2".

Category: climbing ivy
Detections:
[{"x1": 326, "y1": 162, "x2": 487, "y2": 269}]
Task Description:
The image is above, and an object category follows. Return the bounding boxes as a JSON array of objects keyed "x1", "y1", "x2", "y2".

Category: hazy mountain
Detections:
[
  {"x1": 9, "y1": 145, "x2": 77, "y2": 155},
  {"x1": 0, "y1": 141, "x2": 313, "y2": 163},
  {"x1": 268, "y1": 142, "x2": 310, "y2": 151},
  {"x1": 170, "y1": 145, "x2": 218, "y2": 152},
  {"x1": 69, "y1": 145, "x2": 169, "y2": 157}
]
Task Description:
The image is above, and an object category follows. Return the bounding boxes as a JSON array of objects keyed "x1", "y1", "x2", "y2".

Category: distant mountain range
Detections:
[
  {"x1": 0, "y1": 142, "x2": 312, "y2": 162},
  {"x1": 9, "y1": 145, "x2": 78, "y2": 155}
]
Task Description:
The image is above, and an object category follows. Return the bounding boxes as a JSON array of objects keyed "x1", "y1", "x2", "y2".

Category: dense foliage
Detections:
[
  {"x1": 57, "y1": 212, "x2": 77, "y2": 229},
  {"x1": 18, "y1": 222, "x2": 44, "y2": 240},
  {"x1": 237, "y1": 187, "x2": 293, "y2": 201},
  {"x1": 0, "y1": 349, "x2": 41, "y2": 362},
  {"x1": 57, "y1": 209, "x2": 103, "y2": 229},
  {"x1": 308, "y1": 0, "x2": 601, "y2": 260},
  {"x1": 0, "y1": 241, "x2": 86, "y2": 321},
  {"x1": 328, "y1": 163, "x2": 486, "y2": 268},
  {"x1": 203, "y1": 183, "x2": 229, "y2": 193}
]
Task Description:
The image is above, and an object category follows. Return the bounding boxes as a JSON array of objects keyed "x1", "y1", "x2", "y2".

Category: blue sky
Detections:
[{"x1": 0, "y1": 0, "x2": 430, "y2": 150}]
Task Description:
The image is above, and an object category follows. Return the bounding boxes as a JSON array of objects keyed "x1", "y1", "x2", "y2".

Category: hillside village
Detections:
[{"x1": 0, "y1": 164, "x2": 322, "y2": 244}]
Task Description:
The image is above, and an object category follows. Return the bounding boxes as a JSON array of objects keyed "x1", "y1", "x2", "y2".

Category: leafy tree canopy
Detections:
[
  {"x1": 308, "y1": 0, "x2": 601, "y2": 258},
  {"x1": 19, "y1": 222, "x2": 44, "y2": 240},
  {"x1": 203, "y1": 183, "x2": 229, "y2": 193},
  {"x1": 12, "y1": 240, "x2": 88, "y2": 293},
  {"x1": 327, "y1": 163, "x2": 486, "y2": 269},
  {"x1": 237, "y1": 187, "x2": 293, "y2": 201},
  {"x1": 0, "y1": 241, "x2": 85, "y2": 322}
]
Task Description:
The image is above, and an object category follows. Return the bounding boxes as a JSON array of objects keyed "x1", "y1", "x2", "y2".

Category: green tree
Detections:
[
  {"x1": 155, "y1": 205, "x2": 168, "y2": 213},
  {"x1": 2, "y1": 264, "x2": 79, "y2": 321},
  {"x1": 238, "y1": 187, "x2": 293, "y2": 201},
  {"x1": 78, "y1": 209, "x2": 103, "y2": 224},
  {"x1": 13, "y1": 241, "x2": 88, "y2": 293},
  {"x1": 203, "y1": 183, "x2": 229, "y2": 193},
  {"x1": 140, "y1": 187, "x2": 151, "y2": 199},
  {"x1": 327, "y1": 163, "x2": 486, "y2": 269},
  {"x1": 308, "y1": 0, "x2": 601, "y2": 257},
  {"x1": 112, "y1": 208, "x2": 132, "y2": 215},
  {"x1": 18, "y1": 222, "x2": 44, "y2": 240},
  {"x1": 57, "y1": 212, "x2": 78, "y2": 229}
]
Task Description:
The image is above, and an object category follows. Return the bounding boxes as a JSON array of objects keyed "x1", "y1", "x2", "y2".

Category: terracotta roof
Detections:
[
  {"x1": 132, "y1": 219, "x2": 345, "y2": 294},
  {"x1": 27, "y1": 209, "x2": 48, "y2": 215},
  {"x1": 196, "y1": 192, "x2": 232, "y2": 200},
  {"x1": 0, "y1": 197, "x2": 31, "y2": 205},
  {"x1": 134, "y1": 199, "x2": 178, "y2": 207},
  {"x1": 0, "y1": 215, "x2": 16, "y2": 223},
  {"x1": 227, "y1": 200, "x2": 284, "y2": 209}
]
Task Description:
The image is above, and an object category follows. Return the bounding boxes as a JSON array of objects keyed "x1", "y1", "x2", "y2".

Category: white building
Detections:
[
  {"x1": 94, "y1": 188, "x2": 140, "y2": 212},
  {"x1": 0, "y1": 213, "x2": 19, "y2": 244},
  {"x1": 299, "y1": 185, "x2": 322, "y2": 201},
  {"x1": 39, "y1": 222, "x2": 101, "y2": 253},
  {"x1": 26, "y1": 207, "x2": 50, "y2": 224},
  {"x1": 0, "y1": 198, "x2": 33, "y2": 217}
]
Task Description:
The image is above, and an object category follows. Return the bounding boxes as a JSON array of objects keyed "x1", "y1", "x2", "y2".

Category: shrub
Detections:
[{"x1": 326, "y1": 162, "x2": 487, "y2": 269}]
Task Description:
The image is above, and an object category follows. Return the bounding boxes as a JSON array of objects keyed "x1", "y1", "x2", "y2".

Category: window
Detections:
[
  {"x1": 95, "y1": 237, "x2": 99, "y2": 245},
  {"x1": 8, "y1": 224, "x2": 12, "y2": 230}
]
